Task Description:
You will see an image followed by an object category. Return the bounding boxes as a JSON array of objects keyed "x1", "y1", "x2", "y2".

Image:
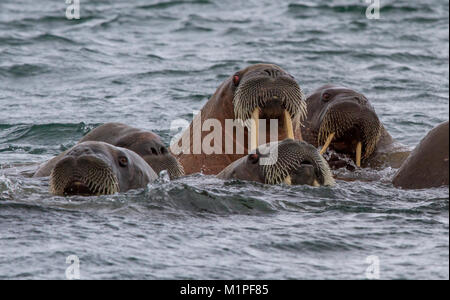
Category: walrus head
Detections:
[
  {"x1": 115, "y1": 131, "x2": 184, "y2": 179},
  {"x1": 171, "y1": 64, "x2": 307, "y2": 175},
  {"x1": 232, "y1": 64, "x2": 307, "y2": 149},
  {"x1": 302, "y1": 85, "x2": 383, "y2": 167},
  {"x1": 218, "y1": 139, "x2": 335, "y2": 187},
  {"x1": 50, "y1": 141, "x2": 157, "y2": 196}
]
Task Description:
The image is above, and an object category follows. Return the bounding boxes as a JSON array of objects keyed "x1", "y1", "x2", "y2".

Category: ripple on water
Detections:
[{"x1": 0, "y1": 0, "x2": 448, "y2": 280}]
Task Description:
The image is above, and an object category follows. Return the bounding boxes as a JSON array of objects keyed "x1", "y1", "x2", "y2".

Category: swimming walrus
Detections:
[
  {"x1": 393, "y1": 121, "x2": 449, "y2": 189},
  {"x1": 218, "y1": 139, "x2": 335, "y2": 187},
  {"x1": 301, "y1": 85, "x2": 410, "y2": 169},
  {"x1": 171, "y1": 64, "x2": 307, "y2": 175},
  {"x1": 49, "y1": 141, "x2": 158, "y2": 196},
  {"x1": 34, "y1": 123, "x2": 184, "y2": 179}
]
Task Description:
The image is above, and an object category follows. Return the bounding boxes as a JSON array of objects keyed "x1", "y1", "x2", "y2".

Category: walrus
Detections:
[
  {"x1": 34, "y1": 123, "x2": 184, "y2": 179},
  {"x1": 301, "y1": 85, "x2": 410, "y2": 169},
  {"x1": 171, "y1": 64, "x2": 307, "y2": 175},
  {"x1": 218, "y1": 139, "x2": 335, "y2": 187},
  {"x1": 393, "y1": 121, "x2": 449, "y2": 189},
  {"x1": 49, "y1": 141, "x2": 158, "y2": 196}
]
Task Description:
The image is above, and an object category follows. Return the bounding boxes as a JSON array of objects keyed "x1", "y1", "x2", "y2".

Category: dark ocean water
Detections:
[{"x1": 0, "y1": 0, "x2": 448, "y2": 279}]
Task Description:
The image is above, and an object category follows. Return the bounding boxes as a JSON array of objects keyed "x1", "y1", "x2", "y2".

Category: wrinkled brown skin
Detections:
[
  {"x1": 393, "y1": 121, "x2": 449, "y2": 189},
  {"x1": 170, "y1": 64, "x2": 303, "y2": 175},
  {"x1": 301, "y1": 85, "x2": 410, "y2": 169},
  {"x1": 34, "y1": 123, "x2": 182, "y2": 178}
]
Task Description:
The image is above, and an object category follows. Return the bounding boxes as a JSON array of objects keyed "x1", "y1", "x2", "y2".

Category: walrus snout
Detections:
[
  {"x1": 273, "y1": 139, "x2": 334, "y2": 186},
  {"x1": 289, "y1": 163, "x2": 318, "y2": 186},
  {"x1": 49, "y1": 142, "x2": 123, "y2": 196},
  {"x1": 218, "y1": 139, "x2": 335, "y2": 187},
  {"x1": 233, "y1": 66, "x2": 306, "y2": 122},
  {"x1": 233, "y1": 64, "x2": 306, "y2": 151},
  {"x1": 50, "y1": 152, "x2": 119, "y2": 196}
]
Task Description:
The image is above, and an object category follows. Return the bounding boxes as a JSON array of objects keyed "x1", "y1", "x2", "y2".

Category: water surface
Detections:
[{"x1": 0, "y1": 0, "x2": 448, "y2": 279}]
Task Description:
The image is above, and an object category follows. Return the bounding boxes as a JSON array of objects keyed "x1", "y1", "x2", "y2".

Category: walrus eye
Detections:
[
  {"x1": 233, "y1": 74, "x2": 240, "y2": 86},
  {"x1": 248, "y1": 153, "x2": 259, "y2": 164},
  {"x1": 322, "y1": 92, "x2": 332, "y2": 102},
  {"x1": 118, "y1": 156, "x2": 128, "y2": 167}
]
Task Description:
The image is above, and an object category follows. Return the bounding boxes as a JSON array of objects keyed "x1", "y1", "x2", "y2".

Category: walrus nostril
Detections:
[
  {"x1": 301, "y1": 160, "x2": 313, "y2": 166},
  {"x1": 160, "y1": 147, "x2": 167, "y2": 155},
  {"x1": 68, "y1": 147, "x2": 92, "y2": 157},
  {"x1": 354, "y1": 96, "x2": 364, "y2": 105},
  {"x1": 263, "y1": 69, "x2": 281, "y2": 78},
  {"x1": 352, "y1": 95, "x2": 368, "y2": 105}
]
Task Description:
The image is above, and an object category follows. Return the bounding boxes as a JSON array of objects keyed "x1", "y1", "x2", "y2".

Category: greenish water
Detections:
[{"x1": 0, "y1": 0, "x2": 448, "y2": 279}]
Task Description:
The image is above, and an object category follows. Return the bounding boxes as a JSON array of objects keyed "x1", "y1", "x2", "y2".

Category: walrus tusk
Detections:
[
  {"x1": 284, "y1": 110, "x2": 294, "y2": 140},
  {"x1": 250, "y1": 108, "x2": 260, "y2": 151},
  {"x1": 356, "y1": 141, "x2": 362, "y2": 167},
  {"x1": 320, "y1": 132, "x2": 335, "y2": 155},
  {"x1": 284, "y1": 175, "x2": 292, "y2": 185},
  {"x1": 313, "y1": 179, "x2": 320, "y2": 187}
]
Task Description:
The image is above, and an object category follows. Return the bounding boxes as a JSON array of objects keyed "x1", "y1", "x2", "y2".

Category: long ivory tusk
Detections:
[
  {"x1": 312, "y1": 179, "x2": 320, "y2": 187},
  {"x1": 250, "y1": 108, "x2": 260, "y2": 151},
  {"x1": 356, "y1": 141, "x2": 362, "y2": 167},
  {"x1": 320, "y1": 132, "x2": 335, "y2": 155},
  {"x1": 284, "y1": 110, "x2": 294, "y2": 140},
  {"x1": 284, "y1": 175, "x2": 292, "y2": 185}
]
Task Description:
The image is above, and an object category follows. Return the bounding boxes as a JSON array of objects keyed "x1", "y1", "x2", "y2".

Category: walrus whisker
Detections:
[
  {"x1": 51, "y1": 164, "x2": 120, "y2": 196},
  {"x1": 260, "y1": 141, "x2": 335, "y2": 186},
  {"x1": 317, "y1": 110, "x2": 382, "y2": 162},
  {"x1": 233, "y1": 74, "x2": 306, "y2": 132}
]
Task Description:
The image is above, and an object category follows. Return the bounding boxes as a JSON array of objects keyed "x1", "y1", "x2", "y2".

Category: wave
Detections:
[
  {"x1": 2, "y1": 173, "x2": 448, "y2": 218},
  {"x1": 2, "y1": 15, "x2": 97, "y2": 32},
  {"x1": 173, "y1": 22, "x2": 214, "y2": 33},
  {"x1": 137, "y1": 0, "x2": 212, "y2": 10},
  {"x1": 0, "y1": 33, "x2": 80, "y2": 47},
  {"x1": 287, "y1": 3, "x2": 434, "y2": 14},
  {"x1": 0, "y1": 63, "x2": 50, "y2": 78},
  {"x1": 0, "y1": 123, "x2": 96, "y2": 145}
]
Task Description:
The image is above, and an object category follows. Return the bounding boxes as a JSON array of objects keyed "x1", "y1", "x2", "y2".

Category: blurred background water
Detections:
[{"x1": 0, "y1": 0, "x2": 448, "y2": 279}]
